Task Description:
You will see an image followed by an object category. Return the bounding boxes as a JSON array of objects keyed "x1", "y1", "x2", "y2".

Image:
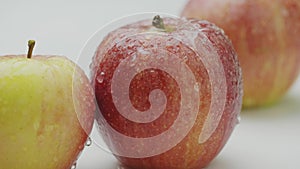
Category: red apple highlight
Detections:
[
  {"x1": 181, "y1": 0, "x2": 300, "y2": 108},
  {"x1": 91, "y1": 15, "x2": 242, "y2": 169},
  {"x1": 0, "y1": 40, "x2": 95, "y2": 169}
]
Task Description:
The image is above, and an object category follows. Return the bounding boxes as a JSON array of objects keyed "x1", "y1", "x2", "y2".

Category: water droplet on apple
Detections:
[
  {"x1": 236, "y1": 115, "x2": 241, "y2": 125},
  {"x1": 96, "y1": 72, "x2": 105, "y2": 83},
  {"x1": 129, "y1": 54, "x2": 137, "y2": 67},
  {"x1": 85, "y1": 137, "x2": 92, "y2": 146},
  {"x1": 282, "y1": 8, "x2": 289, "y2": 17},
  {"x1": 194, "y1": 83, "x2": 199, "y2": 92},
  {"x1": 149, "y1": 69, "x2": 155, "y2": 73},
  {"x1": 118, "y1": 164, "x2": 127, "y2": 169},
  {"x1": 219, "y1": 28, "x2": 225, "y2": 35},
  {"x1": 71, "y1": 162, "x2": 77, "y2": 169},
  {"x1": 131, "y1": 54, "x2": 137, "y2": 62},
  {"x1": 140, "y1": 48, "x2": 151, "y2": 55},
  {"x1": 182, "y1": 55, "x2": 188, "y2": 62}
]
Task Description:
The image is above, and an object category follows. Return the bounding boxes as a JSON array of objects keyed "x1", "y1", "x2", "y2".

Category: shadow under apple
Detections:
[{"x1": 242, "y1": 92, "x2": 300, "y2": 120}]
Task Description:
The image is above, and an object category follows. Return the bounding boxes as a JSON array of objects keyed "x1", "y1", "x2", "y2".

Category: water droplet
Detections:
[
  {"x1": 182, "y1": 55, "x2": 188, "y2": 62},
  {"x1": 85, "y1": 137, "x2": 92, "y2": 147},
  {"x1": 96, "y1": 72, "x2": 105, "y2": 83},
  {"x1": 118, "y1": 165, "x2": 126, "y2": 169},
  {"x1": 130, "y1": 61, "x2": 136, "y2": 67},
  {"x1": 131, "y1": 54, "x2": 137, "y2": 62},
  {"x1": 282, "y1": 8, "x2": 289, "y2": 17},
  {"x1": 71, "y1": 162, "x2": 77, "y2": 169},
  {"x1": 236, "y1": 115, "x2": 241, "y2": 125},
  {"x1": 194, "y1": 83, "x2": 199, "y2": 92}
]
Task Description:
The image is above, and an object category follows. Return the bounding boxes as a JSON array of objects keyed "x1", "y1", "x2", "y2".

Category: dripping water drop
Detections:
[
  {"x1": 85, "y1": 137, "x2": 92, "y2": 147},
  {"x1": 71, "y1": 162, "x2": 77, "y2": 169},
  {"x1": 236, "y1": 115, "x2": 241, "y2": 125}
]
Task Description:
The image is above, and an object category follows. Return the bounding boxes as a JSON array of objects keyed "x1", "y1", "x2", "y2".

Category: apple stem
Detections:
[
  {"x1": 27, "y1": 40, "x2": 35, "y2": 59},
  {"x1": 152, "y1": 15, "x2": 165, "y2": 30}
]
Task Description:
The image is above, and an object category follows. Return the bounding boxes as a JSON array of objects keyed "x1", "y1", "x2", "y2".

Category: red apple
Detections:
[
  {"x1": 181, "y1": 0, "x2": 300, "y2": 108},
  {"x1": 0, "y1": 40, "x2": 95, "y2": 169},
  {"x1": 91, "y1": 15, "x2": 242, "y2": 169}
]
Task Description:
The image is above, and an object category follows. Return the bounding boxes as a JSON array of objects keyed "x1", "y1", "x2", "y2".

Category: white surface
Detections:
[{"x1": 1, "y1": 0, "x2": 300, "y2": 169}]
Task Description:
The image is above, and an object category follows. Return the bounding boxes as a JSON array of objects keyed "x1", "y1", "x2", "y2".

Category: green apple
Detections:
[{"x1": 0, "y1": 40, "x2": 95, "y2": 169}]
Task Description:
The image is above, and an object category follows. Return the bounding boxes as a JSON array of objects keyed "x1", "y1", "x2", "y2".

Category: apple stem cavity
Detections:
[
  {"x1": 27, "y1": 40, "x2": 35, "y2": 59},
  {"x1": 152, "y1": 15, "x2": 166, "y2": 30}
]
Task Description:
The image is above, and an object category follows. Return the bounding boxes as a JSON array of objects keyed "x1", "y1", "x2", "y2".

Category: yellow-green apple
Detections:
[
  {"x1": 0, "y1": 40, "x2": 95, "y2": 169},
  {"x1": 90, "y1": 15, "x2": 242, "y2": 169},
  {"x1": 181, "y1": 0, "x2": 300, "y2": 108}
]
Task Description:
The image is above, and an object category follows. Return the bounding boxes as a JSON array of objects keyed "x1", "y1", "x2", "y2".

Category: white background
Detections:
[{"x1": 1, "y1": 0, "x2": 300, "y2": 169}]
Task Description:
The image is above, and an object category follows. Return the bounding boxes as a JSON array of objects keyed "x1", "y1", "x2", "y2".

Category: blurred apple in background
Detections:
[
  {"x1": 91, "y1": 15, "x2": 242, "y2": 169},
  {"x1": 181, "y1": 0, "x2": 300, "y2": 108},
  {"x1": 0, "y1": 40, "x2": 95, "y2": 169}
]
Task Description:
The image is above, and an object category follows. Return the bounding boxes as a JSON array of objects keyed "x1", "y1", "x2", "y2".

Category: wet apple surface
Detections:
[
  {"x1": 2, "y1": 1, "x2": 300, "y2": 169},
  {"x1": 91, "y1": 16, "x2": 242, "y2": 169}
]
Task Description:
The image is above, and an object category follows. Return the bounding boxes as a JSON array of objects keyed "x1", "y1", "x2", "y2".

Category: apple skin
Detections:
[
  {"x1": 0, "y1": 55, "x2": 95, "y2": 169},
  {"x1": 91, "y1": 16, "x2": 242, "y2": 169},
  {"x1": 181, "y1": 0, "x2": 300, "y2": 108}
]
